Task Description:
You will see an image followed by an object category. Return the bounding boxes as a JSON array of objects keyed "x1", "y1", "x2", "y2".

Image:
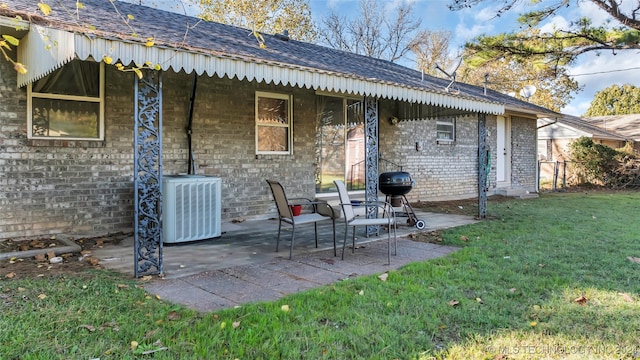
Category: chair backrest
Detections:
[
  {"x1": 266, "y1": 180, "x2": 293, "y2": 219},
  {"x1": 334, "y1": 180, "x2": 355, "y2": 222}
]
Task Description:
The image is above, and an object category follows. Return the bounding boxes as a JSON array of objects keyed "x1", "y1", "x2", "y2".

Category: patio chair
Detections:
[
  {"x1": 334, "y1": 180, "x2": 397, "y2": 265},
  {"x1": 266, "y1": 180, "x2": 337, "y2": 259}
]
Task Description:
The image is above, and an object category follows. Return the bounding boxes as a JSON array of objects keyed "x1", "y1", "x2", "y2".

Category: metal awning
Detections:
[
  {"x1": 17, "y1": 23, "x2": 504, "y2": 115},
  {"x1": 17, "y1": 24, "x2": 75, "y2": 87}
]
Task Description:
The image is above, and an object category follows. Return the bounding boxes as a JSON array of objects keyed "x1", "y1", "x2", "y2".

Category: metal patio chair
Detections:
[
  {"x1": 334, "y1": 180, "x2": 397, "y2": 265},
  {"x1": 266, "y1": 180, "x2": 337, "y2": 259}
]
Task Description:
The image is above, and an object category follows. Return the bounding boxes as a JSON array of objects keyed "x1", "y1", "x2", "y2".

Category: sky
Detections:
[
  {"x1": 307, "y1": 0, "x2": 640, "y2": 116},
  {"x1": 134, "y1": 0, "x2": 639, "y2": 116}
]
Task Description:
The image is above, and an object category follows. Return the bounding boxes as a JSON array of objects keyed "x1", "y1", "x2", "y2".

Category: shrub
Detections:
[
  {"x1": 569, "y1": 137, "x2": 620, "y2": 185},
  {"x1": 570, "y1": 137, "x2": 640, "y2": 188}
]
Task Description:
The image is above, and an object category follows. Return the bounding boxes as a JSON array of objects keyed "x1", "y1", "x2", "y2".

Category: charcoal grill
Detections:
[{"x1": 378, "y1": 172, "x2": 425, "y2": 229}]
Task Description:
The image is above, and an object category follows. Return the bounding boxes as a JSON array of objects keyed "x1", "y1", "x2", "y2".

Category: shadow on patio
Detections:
[
  {"x1": 94, "y1": 209, "x2": 477, "y2": 280},
  {"x1": 91, "y1": 209, "x2": 478, "y2": 312}
]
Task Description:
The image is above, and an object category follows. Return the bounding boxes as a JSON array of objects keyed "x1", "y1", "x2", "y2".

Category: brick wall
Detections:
[
  {"x1": 0, "y1": 65, "x2": 320, "y2": 240},
  {"x1": 510, "y1": 116, "x2": 537, "y2": 191},
  {"x1": 0, "y1": 61, "x2": 135, "y2": 239},
  {"x1": 378, "y1": 100, "x2": 499, "y2": 201},
  {"x1": 1, "y1": 57, "x2": 538, "y2": 240}
]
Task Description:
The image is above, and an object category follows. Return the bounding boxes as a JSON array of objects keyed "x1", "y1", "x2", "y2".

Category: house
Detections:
[
  {"x1": 582, "y1": 114, "x2": 640, "y2": 152},
  {"x1": 537, "y1": 114, "x2": 628, "y2": 187},
  {"x1": 0, "y1": 0, "x2": 557, "y2": 275}
]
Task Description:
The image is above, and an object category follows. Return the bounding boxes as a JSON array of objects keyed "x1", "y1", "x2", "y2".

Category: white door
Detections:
[{"x1": 496, "y1": 116, "x2": 511, "y2": 185}]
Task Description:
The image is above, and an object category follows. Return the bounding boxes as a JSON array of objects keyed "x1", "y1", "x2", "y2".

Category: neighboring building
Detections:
[
  {"x1": 582, "y1": 114, "x2": 640, "y2": 152},
  {"x1": 0, "y1": 0, "x2": 556, "y2": 245},
  {"x1": 537, "y1": 114, "x2": 628, "y2": 187}
]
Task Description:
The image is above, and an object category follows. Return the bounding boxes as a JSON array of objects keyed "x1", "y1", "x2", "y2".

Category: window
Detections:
[
  {"x1": 315, "y1": 95, "x2": 365, "y2": 193},
  {"x1": 255, "y1": 92, "x2": 292, "y2": 154},
  {"x1": 436, "y1": 117, "x2": 455, "y2": 142},
  {"x1": 27, "y1": 60, "x2": 104, "y2": 140}
]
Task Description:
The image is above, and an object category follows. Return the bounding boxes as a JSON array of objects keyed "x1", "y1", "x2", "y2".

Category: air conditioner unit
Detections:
[{"x1": 162, "y1": 175, "x2": 222, "y2": 244}]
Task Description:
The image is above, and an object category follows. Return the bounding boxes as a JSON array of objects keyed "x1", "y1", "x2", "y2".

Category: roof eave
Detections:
[
  {"x1": 505, "y1": 104, "x2": 559, "y2": 119},
  {"x1": 14, "y1": 24, "x2": 504, "y2": 114}
]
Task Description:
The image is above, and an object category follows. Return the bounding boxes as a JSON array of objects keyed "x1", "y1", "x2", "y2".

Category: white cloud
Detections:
[
  {"x1": 454, "y1": 21, "x2": 493, "y2": 43},
  {"x1": 324, "y1": 0, "x2": 354, "y2": 10},
  {"x1": 576, "y1": 1, "x2": 620, "y2": 27},
  {"x1": 539, "y1": 15, "x2": 570, "y2": 33},
  {"x1": 474, "y1": 6, "x2": 500, "y2": 22},
  {"x1": 562, "y1": 100, "x2": 591, "y2": 116}
]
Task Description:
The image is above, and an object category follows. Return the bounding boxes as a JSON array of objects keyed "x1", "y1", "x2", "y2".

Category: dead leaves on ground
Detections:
[
  {"x1": 574, "y1": 295, "x2": 588, "y2": 306},
  {"x1": 618, "y1": 292, "x2": 635, "y2": 302},
  {"x1": 78, "y1": 322, "x2": 120, "y2": 333},
  {"x1": 627, "y1": 256, "x2": 640, "y2": 264}
]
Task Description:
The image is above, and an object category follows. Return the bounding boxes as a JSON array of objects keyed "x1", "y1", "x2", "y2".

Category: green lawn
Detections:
[{"x1": 2, "y1": 191, "x2": 640, "y2": 359}]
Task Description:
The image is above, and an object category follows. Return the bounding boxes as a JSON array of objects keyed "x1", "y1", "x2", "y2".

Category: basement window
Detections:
[
  {"x1": 255, "y1": 92, "x2": 292, "y2": 154},
  {"x1": 436, "y1": 117, "x2": 455, "y2": 142},
  {"x1": 27, "y1": 60, "x2": 104, "y2": 140}
]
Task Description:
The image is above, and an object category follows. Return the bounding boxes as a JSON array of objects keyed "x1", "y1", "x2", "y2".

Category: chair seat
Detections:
[
  {"x1": 282, "y1": 213, "x2": 333, "y2": 225},
  {"x1": 348, "y1": 217, "x2": 395, "y2": 227},
  {"x1": 333, "y1": 179, "x2": 397, "y2": 265},
  {"x1": 266, "y1": 179, "x2": 337, "y2": 260}
]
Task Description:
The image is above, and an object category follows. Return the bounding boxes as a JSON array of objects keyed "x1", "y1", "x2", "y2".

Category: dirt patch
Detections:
[
  {"x1": 0, "y1": 233, "x2": 129, "y2": 280},
  {"x1": 406, "y1": 230, "x2": 445, "y2": 244},
  {"x1": 412, "y1": 195, "x2": 513, "y2": 218}
]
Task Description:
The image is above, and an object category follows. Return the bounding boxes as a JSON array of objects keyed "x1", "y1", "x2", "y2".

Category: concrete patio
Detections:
[{"x1": 93, "y1": 209, "x2": 478, "y2": 312}]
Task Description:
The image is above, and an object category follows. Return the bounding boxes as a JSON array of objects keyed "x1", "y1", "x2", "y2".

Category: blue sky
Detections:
[{"x1": 138, "y1": 0, "x2": 639, "y2": 116}]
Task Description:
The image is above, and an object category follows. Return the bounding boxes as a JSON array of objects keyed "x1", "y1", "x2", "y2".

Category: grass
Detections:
[{"x1": 2, "y1": 191, "x2": 640, "y2": 359}]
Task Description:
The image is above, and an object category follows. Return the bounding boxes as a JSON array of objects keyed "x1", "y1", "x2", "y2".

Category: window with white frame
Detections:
[
  {"x1": 28, "y1": 60, "x2": 104, "y2": 140},
  {"x1": 436, "y1": 117, "x2": 455, "y2": 141},
  {"x1": 255, "y1": 92, "x2": 292, "y2": 154}
]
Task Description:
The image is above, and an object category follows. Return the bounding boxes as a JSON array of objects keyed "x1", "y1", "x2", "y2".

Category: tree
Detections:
[
  {"x1": 409, "y1": 30, "x2": 455, "y2": 77},
  {"x1": 585, "y1": 84, "x2": 640, "y2": 116},
  {"x1": 408, "y1": 28, "x2": 580, "y2": 111},
  {"x1": 456, "y1": 28, "x2": 582, "y2": 111},
  {"x1": 317, "y1": 0, "x2": 421, "y2": 62},
  {"x1": 194, "y1": 0, "x2": 317, "y2": 43},
  {"x1": 458, "y1": 57, "x2": 580, "y2": 112},
  {"x1": 451, "y1": 0, "x2": 640, "y2": 68}
]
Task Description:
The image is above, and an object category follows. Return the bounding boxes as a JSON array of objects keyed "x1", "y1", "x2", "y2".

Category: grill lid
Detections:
[{"x1": 379, "y1": 171, "x2": 413, "y2": 195}]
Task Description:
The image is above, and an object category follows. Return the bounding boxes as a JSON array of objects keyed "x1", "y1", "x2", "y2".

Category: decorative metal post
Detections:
[
  {"x1": 133, "y1": 70, "x2": 163, "y2": 277},
  {"x1": 478, "y1": 112, "x2": 487, "y2": 219},
  {"x1": 364, "y1": 96, "x2": 379, "y2": 235}
]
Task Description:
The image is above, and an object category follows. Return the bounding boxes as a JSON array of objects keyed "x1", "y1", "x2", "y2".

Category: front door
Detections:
[{"x1": 496, "y1": 116, "x2": 511, "y2": 185}]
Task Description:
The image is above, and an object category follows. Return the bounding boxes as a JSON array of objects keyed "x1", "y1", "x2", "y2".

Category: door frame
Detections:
[{"x1": 496, "y1": 115, "x2": 511, "y2": 187}]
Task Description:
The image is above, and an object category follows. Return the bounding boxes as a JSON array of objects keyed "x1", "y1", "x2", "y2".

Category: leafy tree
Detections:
[
  {"x1": 409, "y1": 30, "x2": 456, "y2": 77},
  {"x1": 317, "y1": 0, "x2": 421, "y2": 62},
  {"x1": 585, "y1": 84, "x2": 640, "y2": 116},
  {"x1": 458, "y1": 57, "x2": 580, "y2": 111},
  {"x1": 194, "y1": 0, "x2": 317, "y2": 43},
  {"x1": 451, "y1": 0, "x2": 640, "y2": 68},
  {"x1": 408, "y1": 28, "x2": 580, "y2": 111},
  {"x1": 456, "y1": 29, "x2": 582, "y2": 111}
]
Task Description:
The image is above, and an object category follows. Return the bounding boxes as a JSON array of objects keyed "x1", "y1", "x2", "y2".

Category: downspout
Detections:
[
  {"x1": 186, "y1": 74, "x2": 198, "y2": 174},
  {"x1": 535, "y1": 117, "x2": 558, "y2": 192}
]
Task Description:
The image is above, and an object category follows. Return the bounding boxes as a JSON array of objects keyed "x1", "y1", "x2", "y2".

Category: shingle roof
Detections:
[
  {"x1": 1, "y1": 0, "x2": 557, "y2": 117},
  {"x1": 583, "y1": 115, "x2": 640, "y2": 141},
  {"x1": 539, "y1": 114, "x2": 628, "y2": 141}
]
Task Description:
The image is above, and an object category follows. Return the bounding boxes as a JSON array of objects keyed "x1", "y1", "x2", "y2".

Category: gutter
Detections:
[{"x1": 0, "y1": 14, "x2": 30, "y2": 29}]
